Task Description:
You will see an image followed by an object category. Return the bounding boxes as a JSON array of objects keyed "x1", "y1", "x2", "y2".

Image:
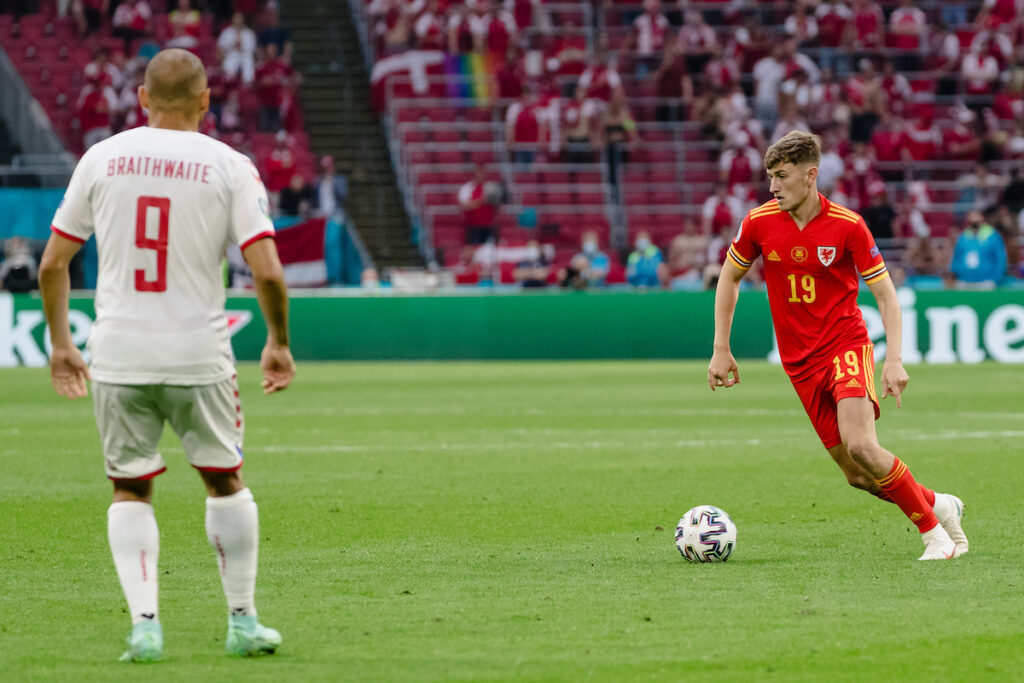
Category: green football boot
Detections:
[
  {"x1": 225, "y1": 615, "x2": 282, "y2": 656},
  {"x1": 118, "y1": 620, "x2": 163, "y2": 663}
]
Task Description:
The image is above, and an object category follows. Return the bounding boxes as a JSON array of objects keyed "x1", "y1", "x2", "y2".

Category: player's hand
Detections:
[
  {"x1": 260, "y1": 344, "x2": 295, "y2": 394},
  {"x1": 881, "y1": 359, "x2": 909, "y2": 408},
  {"x1": 50, "y1": 345, "x2": 90, "y2": 399},
  {"x1": 708, "y1": 351, "x2": 740, "y2": 391}
]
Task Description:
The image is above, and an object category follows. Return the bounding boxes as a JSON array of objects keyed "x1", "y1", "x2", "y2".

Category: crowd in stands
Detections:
[
  {"x1": 369, "y1": 0, "x2": 1024, "y2": 289},
  {"x1": 2, "y1": 0, "x2": 322, "y2": 219}
]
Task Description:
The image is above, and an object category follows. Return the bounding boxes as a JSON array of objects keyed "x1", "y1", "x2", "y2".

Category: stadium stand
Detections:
[
  {"x1": 355, "y1": 0, "x2": 1023, "y2": 286},
  {"x1": 0, "y1": 0, "x2": 316, "y2": 210}
]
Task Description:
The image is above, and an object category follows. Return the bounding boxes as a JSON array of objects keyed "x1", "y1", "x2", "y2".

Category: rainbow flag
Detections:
[{"x1": 444, "y1": 53, "x2": 497, "y2": 107}]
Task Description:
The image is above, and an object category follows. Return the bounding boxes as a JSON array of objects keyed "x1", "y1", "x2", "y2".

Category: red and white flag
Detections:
[{"x1": 275, "y1": 217, "x2": 327, "y2": 287}]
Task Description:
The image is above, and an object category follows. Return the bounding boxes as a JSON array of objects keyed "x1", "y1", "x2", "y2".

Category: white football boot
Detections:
[
  {"x1": 918, "y1": 524, "x2": 958, "y2": 561},
  {"x1": 933, "y1": 492, "x2": 968, "y2": 556}
]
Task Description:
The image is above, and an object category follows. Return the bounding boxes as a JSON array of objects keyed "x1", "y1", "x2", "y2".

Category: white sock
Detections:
[
  {"x1": 206, "y1": 487, "x2": 259, "y2": 618},
  {"x1": 107, "y1": 501, "x2": 160, "y2": 624}
]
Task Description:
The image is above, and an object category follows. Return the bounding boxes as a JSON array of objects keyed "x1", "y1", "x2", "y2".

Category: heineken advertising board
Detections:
[{"x1": 1, "y1": 289, "x2": 1022, "y2": 365}]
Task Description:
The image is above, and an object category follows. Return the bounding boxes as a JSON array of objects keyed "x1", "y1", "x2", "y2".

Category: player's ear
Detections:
[
  {"x1": 198, "y1": 88, "x2": 211, "y2": 118},
  {"x1": 806, "y1": 165, "x2": 818, "y2": 185},
  {"x1": 138, "y1": 85, "x2": 149, "y2": 110}
]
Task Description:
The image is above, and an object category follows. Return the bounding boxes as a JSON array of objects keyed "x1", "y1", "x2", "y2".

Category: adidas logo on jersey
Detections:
[
  {"x1": 767, "y1": 250, "x2": 781, "y2": 261},
  {"x1": 844, "y1": 378, "x2": 861, "y2": 388}
]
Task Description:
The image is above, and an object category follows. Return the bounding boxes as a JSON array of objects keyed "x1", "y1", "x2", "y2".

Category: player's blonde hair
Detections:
[
  {"x1": 144, "y1": 48, "x2": 208, "y2": 115},
  {"x1": 764, "y1": 131, "x2": 821, "y2": 170}
]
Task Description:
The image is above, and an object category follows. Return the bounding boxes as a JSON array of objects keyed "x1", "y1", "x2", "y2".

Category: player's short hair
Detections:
[
  {"x1": 764, "y1": 131, "x2": 821, "y2": 170},
  {"x1": 144, "y1": 48, "x2": 208, "y2": 115}
]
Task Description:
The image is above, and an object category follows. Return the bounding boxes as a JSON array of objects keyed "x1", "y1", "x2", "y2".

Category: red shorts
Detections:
[{"x1": 790, "y1": 342, "x2": 880, "y2": 449}]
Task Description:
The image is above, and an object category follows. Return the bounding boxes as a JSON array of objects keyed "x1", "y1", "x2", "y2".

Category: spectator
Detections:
[
  {"x1": 414, "y1": 0, "x2": 447, "y2": 51},
  {"x1": 961, "y1": 40, "x2": 1000, "y2": 99},
  {"x1": 718, "y1": 131, "x2": 761, "y2": 189},
  {"x1": 1001, "y1": 167, "x2": 1024, "y2": 214},
  {"x1": 784, "y1": 2, "x2": 819, "y2": 47},
  {"x1": 512, "y1": 239, "x2": 549, "y2": 288},
  {"x1": 957, "y1": 163, "x2": 1007, "y2": 214},
  {"x1": 943, "y1": 106, "x2": 982, "y2": 162},
  {"x1": 218, "y1": 11, "x2": 257, "y2": 84},
  {"x1": 78, "y1": 66, "x2": 118, "y2": 149},
  {"x1": 578, "y1": 35, "x2": 623, "y2": 106},
  {"x1": 626, "y1": 231, "x2": 665, "y2": 287},
  {"x1": 278, "y1": 174, "x2": 315, "y2": 217},
  {"x1": 626, "y1": 0, "x2": 670, "y2": 78},
  {"x1": 974, "y1": 0, "x2": 1018, "y2": 28},
  {"x1": 929, "y1": 19, "x2": 962, "y2": 98},
  {"x1": 862, "y1": 188, "x2": 896, "y2": 240},
  {"x1": 702, "y1": 182, "x2": 744, "y2": 236},
  {"x1": 702, "y1": 43, "x2": 741, "y2": 93},
  {"x1": 561, "y1": 84, "x2": 599, "y2": 164},
  {"x1": 849, "y1": 0, "x2": 885, "y2": 56},
  {"x1": 544, "y1": 18, "x2": 588, "y2": 78},
  {"x1": 257, "y1": 8, "x2": 294, "y2": 63},
  {"x1": 169, "y1": 0, "x2": 202, "y2": 43},
  {"x1": 568, "y1": 229, "x2": 610, "y2": 287},
  {"x1": 665, "y1": 218, "x2": 708, "y2": 290},
  {"x1": 900, "y1": 113, "x2": 941, "y2": 163},
  {"x1": 652, "y1": 40, "x2": 693, "y2": 123},
  {"x1": 86, "y1": 48, "x2": 126, "y2": 91},
  {"x1": 459, "y1": 163, "x2": 498, "y2": 245},
  {"x1": 950, "y1": 210, "x2": 1008, "y2": 288},
  {"x1": 264, "y1": 130, "x2": 297, "y2": 197},
  {"x1": 313, "y1": 155, "x2": 349, "y2": 222},
  {"x1": 217, "y1": 89, "x2": 244, "y2": 133},
  {"x1": 877, "y1": 60, "x2": 912, "y2": 117},
  {"x1": 771, "y1": 104, "x2": 811, "y2": 143},
  {"x1": 0, "y1": 236, "x2": 38, "y2": 293},
  {"x1": 71, "y1": 0, "x2": 109, "y2": 38},
  {"x1": 677, "y1": 10, "x2": 718, "y2": 75},
  {"x1": 447, "y1": 3, "x2": 479, "y2": 54},
  {"x1": 505, "y1": 83, "x2": 548, "y2": 166},
  {"x1": 111, "y1": 0, "x2": 152, "y2": 53},
  {"x1": 752, "y1": 43, "x2": 787, "y2": 135},
  {"x1": 817, "y1": 129, "x2": 846, "y2": 194},
  {"x1": 600, "y1": 90, "x2": 637, "y2": 189},
  {"x1": 495, "y1": 47, "x2": 524, "y2": 99},
  {"x1": 904, "y1": 235, "x2": 943, "y2": 277},
  {"x1": 369, "y1": 0, "x2": 414, "y2": 54},
  {"x1": 815, "y1": 0, "x2": 852, "y2": 74},
  {"x1": 255, "y1": 42, "x2": 297, "y2": 132},
  {"x1": 887, "y1": 0, "x2": 927, "y2": 70},
  {"x1": 482, "y1": 1, "x2": 518, "y2": 56}
]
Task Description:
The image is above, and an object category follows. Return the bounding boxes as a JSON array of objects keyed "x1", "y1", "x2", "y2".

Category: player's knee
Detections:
[
  {"x1": 201, "y1": 469, "x2": 245, "y2": 497},
  {"x1": 844, "y1": 437, "x2": 875, "y2": 465}
]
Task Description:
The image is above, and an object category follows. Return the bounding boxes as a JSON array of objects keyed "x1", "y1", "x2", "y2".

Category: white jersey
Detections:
[{"x1": 51, "y1": 126, "x2": 273, "y2": 385}]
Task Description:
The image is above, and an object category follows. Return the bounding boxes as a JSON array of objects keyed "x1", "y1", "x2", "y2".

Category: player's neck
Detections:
[
  {"x1": 787, "y1": 190, "x2": 822, "y2": 229},
  {"x1": 147, "y1": 112, "x2": 200, "y2": 132}
]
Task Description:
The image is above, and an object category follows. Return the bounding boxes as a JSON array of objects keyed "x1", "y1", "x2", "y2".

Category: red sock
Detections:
[
  {"x1": 918, "y1": 484, "x2": 935, "y2": 507},
  {"x1": 874, "y1": 458, "x2": 939, "y2": 533},
  {"x1": 874, "y1": 483, "x2": 934, "y2": 507}
]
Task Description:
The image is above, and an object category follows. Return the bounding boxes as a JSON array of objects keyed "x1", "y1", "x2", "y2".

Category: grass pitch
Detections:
[{"x1": 1, "y1": 360, "x2": 1022, "y2": 682}]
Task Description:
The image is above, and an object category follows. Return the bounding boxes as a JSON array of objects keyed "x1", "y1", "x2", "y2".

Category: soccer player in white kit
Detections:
[{"x1": 38, "y1": 49, "x2": 295, "y2": 662}]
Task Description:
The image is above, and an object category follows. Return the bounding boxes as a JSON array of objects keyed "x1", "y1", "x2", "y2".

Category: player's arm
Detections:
[
  {"x1": 38, "y1": 232, "x2": 90, "y2": 399},
  {"x1": 867, "y1": 275, "x2": 908, "y2": 407},
  {"x1": 243, "y1": 237, "x2": 295, "y2": 394},
  {"x1": 708, "y1": 258, "x2": 746, "y2": 391}
]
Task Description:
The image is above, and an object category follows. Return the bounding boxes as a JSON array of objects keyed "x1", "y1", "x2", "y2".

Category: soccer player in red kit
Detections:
[{"x1": 707, "y1": 131, "x2": 968, "y2": 561}]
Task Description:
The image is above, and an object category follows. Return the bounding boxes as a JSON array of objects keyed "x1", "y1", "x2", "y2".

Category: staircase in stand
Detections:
[{"x1": 281, "y1": 0, "x2": 422, "y2": 269}]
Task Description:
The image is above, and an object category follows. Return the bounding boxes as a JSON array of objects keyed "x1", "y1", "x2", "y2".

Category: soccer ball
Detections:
[{"x1": 675, "y1": 505, "x2": 737, "y2": 563}]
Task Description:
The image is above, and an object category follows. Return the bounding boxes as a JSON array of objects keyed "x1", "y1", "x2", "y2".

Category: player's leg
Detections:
[
  {"x1": 836, "y1": 396, "x2": 957, "y2": 560},
  {"x1": 160, "y1": 379, "x2": 281, "y2": 655},
  {"x1": 93, "y1": 382, "x2": 166, "y2": 661}
]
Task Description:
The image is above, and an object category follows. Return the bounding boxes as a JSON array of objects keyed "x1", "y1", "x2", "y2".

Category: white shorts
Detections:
[{"x1": 92, "y1": 377, "x2": 244, "y2": 480}]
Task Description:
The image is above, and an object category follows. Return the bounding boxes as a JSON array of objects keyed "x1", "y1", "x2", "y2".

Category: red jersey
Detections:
[{"x1": 727, "y1": 195, "x2": 889, "y2": 380}]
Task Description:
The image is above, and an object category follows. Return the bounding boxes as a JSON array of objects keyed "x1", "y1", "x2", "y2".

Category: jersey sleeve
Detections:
[
  {"x1": 230, "y1": 155, "x2": 275, "y2": 250},
  {"x1": 849, "y1": 217, "x2": 889, "y2": 285},
  {"x1": 50, "y1": 152, "x2": 96, "y2": 244},
  {"x1": 726, "y1": 213, "x2": 760, "y2": 272}
]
